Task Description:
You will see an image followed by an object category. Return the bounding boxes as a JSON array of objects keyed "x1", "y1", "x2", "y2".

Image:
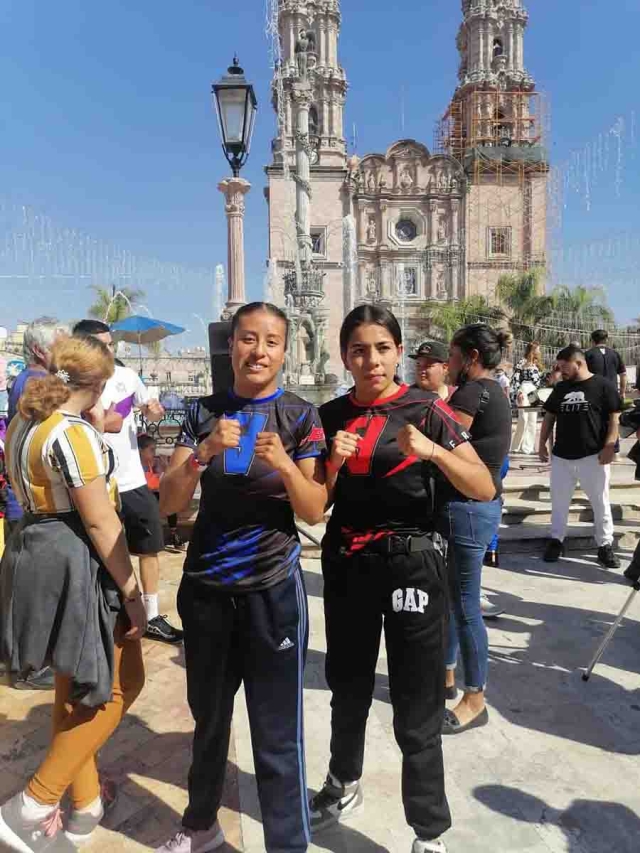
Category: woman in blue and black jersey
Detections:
[
  {"x1": 157, "y1": 302, "x2": 327, "y2": 853},
  {"x1": 309, "y1": 305, "x2": 495, "y2": 853}
]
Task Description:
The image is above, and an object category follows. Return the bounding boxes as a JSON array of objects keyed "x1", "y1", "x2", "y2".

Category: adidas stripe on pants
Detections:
[{"x1": 177, "y1": 567, "x2": 310, "y2": 853}]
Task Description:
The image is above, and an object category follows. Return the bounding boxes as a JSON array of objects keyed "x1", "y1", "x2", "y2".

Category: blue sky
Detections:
[{"x1": 1, "y1": 0, "x2": 640, "y2": 347}]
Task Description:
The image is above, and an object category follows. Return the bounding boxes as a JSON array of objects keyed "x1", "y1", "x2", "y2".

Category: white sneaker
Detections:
[
  {"x1": 309, "y1": 773, "x2": 364, "y2": 834},
  {"x1": 412, "y1": 837, "x2": 447, "y2": 853},
  {"x1": 480, "y1": 593, "x2": 505, "y2": 618},
  {"x1": 155, "y1": 823, "x2": 225, "y2": 852}
]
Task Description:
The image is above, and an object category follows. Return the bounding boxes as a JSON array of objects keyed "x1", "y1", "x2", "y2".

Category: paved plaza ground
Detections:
[{"x1": 2, "y1": 448, "x2": 640, "y2": 853}]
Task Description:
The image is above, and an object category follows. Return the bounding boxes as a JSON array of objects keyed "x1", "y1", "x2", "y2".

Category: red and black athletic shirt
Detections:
[{"x1": 320, "y1": 384, "x2": 469, "y2": 554}]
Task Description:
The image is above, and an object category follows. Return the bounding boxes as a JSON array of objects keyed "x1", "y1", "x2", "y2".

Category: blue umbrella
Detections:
[{"x1": 110, "y1": 315, "x2": 185, "y2": 373}]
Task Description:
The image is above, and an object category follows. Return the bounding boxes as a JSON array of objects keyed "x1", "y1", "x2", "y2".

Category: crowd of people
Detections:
[{"x1": 0, "y1": 307, "x2": 639, "y2": 853}]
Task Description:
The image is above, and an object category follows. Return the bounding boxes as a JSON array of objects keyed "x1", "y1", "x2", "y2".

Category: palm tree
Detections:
[
  {"x1": 421, "y1": 295, "x2": 505, "y2": 341},
  {"x1": 550, "y1": 284, "x2": 614, "y2": 330},
  {"x1": 496, "y1": 269, "x2": 554, "y2": 341},
  {"x1": 87, "y1": 285, "x2": 145, "y2": 324}
]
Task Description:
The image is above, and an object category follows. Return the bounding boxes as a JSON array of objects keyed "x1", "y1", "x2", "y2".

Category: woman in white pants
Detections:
[{"x1": 511, "y1": 342, "x2": 543, "y2": 455}]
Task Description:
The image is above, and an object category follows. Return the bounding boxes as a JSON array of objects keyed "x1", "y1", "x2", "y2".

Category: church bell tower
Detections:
[
  {"x1": 270, "y1": 0, "x2": 348, "y2": 169},
  {"x1": 437, "y1": 0, "x2": 549, "y2": 301}
]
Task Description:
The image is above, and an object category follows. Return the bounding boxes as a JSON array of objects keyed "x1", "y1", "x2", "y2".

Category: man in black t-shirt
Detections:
[
  {"x1": 585, "y1": 330, "x2": 627, "y2": 398},
  {"x1": 539, "y1": 344, "x2": 621, "y2": 568}
]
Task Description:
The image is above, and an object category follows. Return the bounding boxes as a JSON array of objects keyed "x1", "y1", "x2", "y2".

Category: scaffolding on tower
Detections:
[{"x1": 435, "y1": 89, "x2": 553, "y2": 305}]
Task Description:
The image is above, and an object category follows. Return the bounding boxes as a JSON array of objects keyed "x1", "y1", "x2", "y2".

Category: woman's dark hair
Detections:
[
  {"x1": 451, "y1": 323, "x2": 513, "y2": 370},
  {"x1": 73, "y1": 319, "x2": 111, "y2": 336},
  {"x1": 231, "y1": 302, "x2": 289, "y2": 346},
  {"x1": 339, "y1": 305, "x2": 402, "y2": 354}
]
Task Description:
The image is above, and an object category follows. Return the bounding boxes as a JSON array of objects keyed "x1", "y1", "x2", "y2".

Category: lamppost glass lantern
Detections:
[{"x1": 212, "y1": 56, "x2": 258, "y2": 176}]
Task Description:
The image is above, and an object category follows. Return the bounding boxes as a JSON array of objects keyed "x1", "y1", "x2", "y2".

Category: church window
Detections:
[
  {"x1": 165, "y1": 371, "x2": 172, "y2": 383},
  {"x1": 311, "y1": 228, "x2": 326, "y2": 256},
  {"x1": 493, "y1": 38, "x2": 504, "y2": 58},
  {"x1": 488, "y1": 227, "x2": 511, "y2": 258},
  {"x1": 395, "y1": 219, "x2": 417, "y2": 243}
]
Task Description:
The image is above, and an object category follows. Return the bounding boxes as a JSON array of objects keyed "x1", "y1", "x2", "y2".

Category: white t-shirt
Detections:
[{"x1": 101, "y1": 364, "x2": 149, "y2": 493}]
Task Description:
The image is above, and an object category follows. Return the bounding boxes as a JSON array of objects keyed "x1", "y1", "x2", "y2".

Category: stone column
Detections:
[
  {"x1": 450, "y1": 257, "x2": 460, "y2": 301},
  {"x1": 218, "y1": 177, "x2": 251, "y2": 318},
  {"x1": 292, "y1": 86, "x2": 314, "y2": 265},
  {"x1": 478, "y1": 22, "x2": 486, "y2": 71},
  {"x1": 380, "y1": 203, "x2": 389, "y2": 246},
  {"x1": 451, "y1": 199, "x2": 460, "y2": 245},
  {"x1": 428, "y1": 200, "x2": 438, "y2": 245},
  {"x1": 485, "y1": 21, "x2": 493, "y2": 70},
  {"x1": 508, "y1": 22, "x2": 515, "y2": 70},
  {"x1": 380, "y1": 260, "x2": 391, "y2": 301}
]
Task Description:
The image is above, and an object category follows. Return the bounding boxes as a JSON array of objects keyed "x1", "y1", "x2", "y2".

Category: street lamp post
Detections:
[{"x1": 212, "y1": 57, "x2": 257, "y2": 319}]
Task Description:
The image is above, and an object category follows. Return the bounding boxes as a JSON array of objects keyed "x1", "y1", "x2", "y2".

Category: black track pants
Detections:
[
  {"x1": 178, "y1": 568, "x2": 310, "y2": 853},
  {"x1": 322, "y1": 545, "x2": 452, "y2": 842}
]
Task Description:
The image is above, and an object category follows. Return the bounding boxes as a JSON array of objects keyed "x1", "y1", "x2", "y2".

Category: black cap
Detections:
[{"x1": 408, "y1": 340, "x2": 449, "y2": 363}]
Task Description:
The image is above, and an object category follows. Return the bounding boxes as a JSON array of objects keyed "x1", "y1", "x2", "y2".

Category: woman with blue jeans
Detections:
[{"x1": 438, "y1": 324, "x2": 513, "y2": 735}]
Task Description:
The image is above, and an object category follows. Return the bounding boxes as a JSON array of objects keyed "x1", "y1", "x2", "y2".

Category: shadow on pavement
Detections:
[
  {"x1": 474, "y1": 784, "x2": 640, "y2": 853},
  {"x1": 482, "y1": 585, "x2": 640, "y2": 755}
]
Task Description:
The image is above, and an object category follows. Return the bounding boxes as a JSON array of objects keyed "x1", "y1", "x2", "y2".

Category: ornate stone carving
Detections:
[
  {"x1": 399, "y1": 168, "x2": 414, "y2": 190},
  {"x1": 366, "y1": 217, "x2": 377, "y2": 243},
  {"x1": 367, "y1": 173, "x2": 376, "y2": 192}
]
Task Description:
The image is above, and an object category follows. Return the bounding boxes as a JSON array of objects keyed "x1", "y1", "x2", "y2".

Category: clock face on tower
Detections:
[
  {"x1": 310, "y1": 148, "x2": 319, "y2": 165},
  {"x1": 395, "y1": 219, "x2": 417, "y2": 242}
]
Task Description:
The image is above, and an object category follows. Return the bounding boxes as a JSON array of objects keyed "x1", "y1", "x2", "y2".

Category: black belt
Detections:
[{"x1": 364, "y1": 533, "x2": 434, "y2": 557}]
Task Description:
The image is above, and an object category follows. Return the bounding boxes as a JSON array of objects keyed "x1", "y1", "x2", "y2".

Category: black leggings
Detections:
[{"x1": 322, "y1": 544, "x2": 451, "y2": 842}]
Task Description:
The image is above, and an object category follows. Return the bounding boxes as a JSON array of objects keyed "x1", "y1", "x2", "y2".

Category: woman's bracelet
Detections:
[
  {"x1": 123, "y1": 589, "x2": 142, "y2": 604},
  {"x1": 189, "y1": 452, "x2": 209, "y2": 474}
]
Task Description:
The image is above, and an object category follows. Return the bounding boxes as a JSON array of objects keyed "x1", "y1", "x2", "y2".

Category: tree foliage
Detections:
[{"x1": 87, "y1": 286, "x2": 145, "y2": 324}]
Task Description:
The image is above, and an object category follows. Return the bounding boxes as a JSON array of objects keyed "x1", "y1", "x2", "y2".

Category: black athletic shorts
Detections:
[{"x1": 120, "y1": 484, "x2": 165, "y2": 556}]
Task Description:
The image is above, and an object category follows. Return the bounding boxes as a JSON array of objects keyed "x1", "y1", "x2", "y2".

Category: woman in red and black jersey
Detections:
[{"x1": 309, "y1": 306, "x2": 495, "y2": 853}]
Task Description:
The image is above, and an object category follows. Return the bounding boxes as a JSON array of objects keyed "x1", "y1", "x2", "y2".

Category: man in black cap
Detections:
[{"x1": 409, "y1": 340, "x2": 453, "y2": 400}]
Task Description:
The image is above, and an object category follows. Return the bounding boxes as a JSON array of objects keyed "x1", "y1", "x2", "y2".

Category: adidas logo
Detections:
[{"x1": 278, "y1": 637, "x2": 295, "y2": 651}]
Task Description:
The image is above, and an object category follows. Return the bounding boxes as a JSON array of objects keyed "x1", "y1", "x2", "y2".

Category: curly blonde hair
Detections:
[{"x1": 19, "y1": 336, "x2": 114, "y2": 422}]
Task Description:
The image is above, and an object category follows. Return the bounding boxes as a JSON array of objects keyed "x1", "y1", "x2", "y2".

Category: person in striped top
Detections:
[{"x1": 0, "y1": 336, "x2": 146, "y2": 852}]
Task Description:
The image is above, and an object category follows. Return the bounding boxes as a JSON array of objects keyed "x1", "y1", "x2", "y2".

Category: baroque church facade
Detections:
[{"x1": 265, "y1": 0, "x2": 548, "y2": 377}]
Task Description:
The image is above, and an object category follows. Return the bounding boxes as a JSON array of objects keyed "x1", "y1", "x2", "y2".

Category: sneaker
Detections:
[
  {"x1": 309, "y1": 773, "x2": 364, "y2": 834},
  {"x1": 543, "y1": 539, "x2": 564, "y2": 563},
  {"x1": 483, "y1": 550, "x2": 499, "y2": 568},
  {"x1": 165, "y1": 533, "x2": 186, "y2": 554},
  {"x1": 412, "y1": 838, "x2": 447, "y2": 853},
  {"x1": 155, "y1": 823, "x2": 225, "y2": 852},
  {"x1": 597, "y1": 544, "x2": 621, "y2": 570},
  {"x1": 13, "y1": 666, "x2": 55, "y2": 691},
  {"x1": 0, "y1": 793, "x2": 75, "y2": 851},
  {"x1": 145, "y1": 615, "x2": 184, "y2": 645},
  {"x1": 65, "y1": 778, "x2": 118, "y2": 844},
  {"x1": 480, "y1": 593, "x2": 504, "y2": 619}
]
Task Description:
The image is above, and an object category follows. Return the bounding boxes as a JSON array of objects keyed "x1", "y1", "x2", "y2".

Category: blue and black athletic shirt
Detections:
[{"x1": 178, "y1": 388, "x2": 326, "y2": 591}]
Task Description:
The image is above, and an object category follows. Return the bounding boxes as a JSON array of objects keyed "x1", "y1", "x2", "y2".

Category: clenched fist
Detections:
[
  {"x1": 197, "y1": 418, "x2": 242, "y2": 462},
  {"x1": 145, "y1": 399, "x2": 165, "y2": 423},
  {"x1": 255, "y1": 432, "x2": 293, "y2": 474},
  {"x1": 397, "y1": 424, "x2": 437, "y2": 462},
  {"x1": 328, "y1": 430, "x2": 361, "y2": 471}
]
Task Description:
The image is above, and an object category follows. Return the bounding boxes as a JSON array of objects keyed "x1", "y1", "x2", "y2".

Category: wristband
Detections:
[
  {"x1": 124, "y1": 590, "x2": 141, "y2": 604},
  {"x1": 326, "y1": 458, "x2": 343, "y2": 474},
  {"x1": 190, "y1": 453, "x2": 209, "y2": 474}
]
